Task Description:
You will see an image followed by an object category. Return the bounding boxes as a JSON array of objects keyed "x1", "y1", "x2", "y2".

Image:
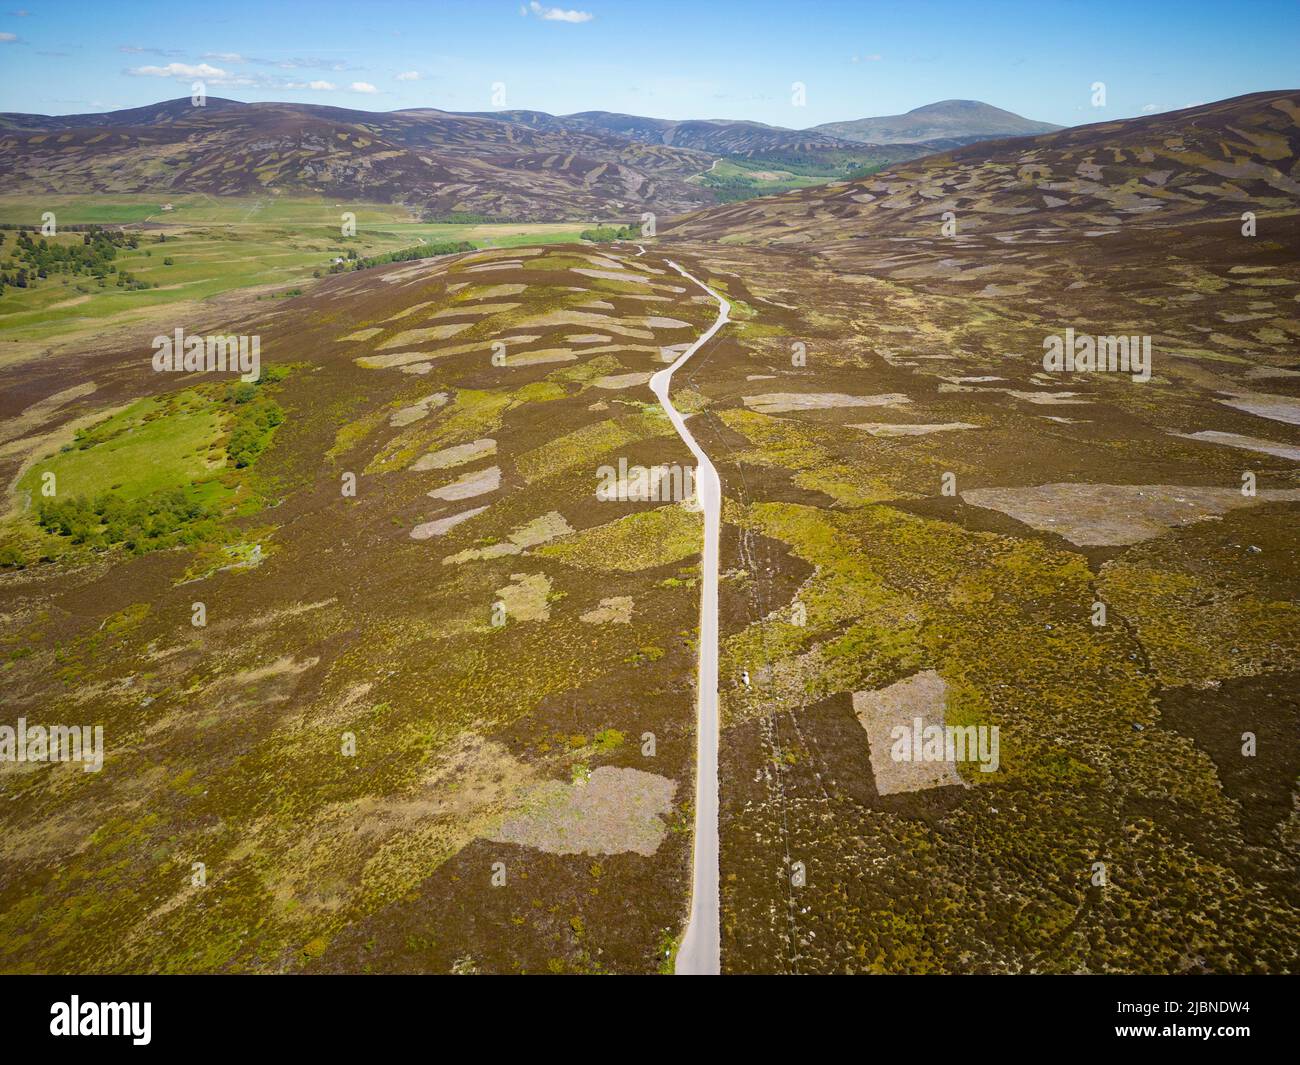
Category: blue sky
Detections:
[{"x1": 1, "y1": 0, "x2": 1296, "y2": 127}]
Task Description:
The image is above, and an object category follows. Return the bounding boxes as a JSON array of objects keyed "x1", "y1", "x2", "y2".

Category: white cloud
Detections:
[
  {"x1": 0, "y1": 31, "x2": 16, "y2": 42},
  {"x1": 127, "y1": 62, "x2": 351, "y2": 90},
  {"x1": 128, "y1": 62, "x2": 228, "y2": 79},
  {"x1": 395, "y1": 70, "x2": 421, "y2": 81},
  {"x1": 350, "y1": 81, "x2": 379, "y2": 94},
  {"x1": 527, "y1": 2, "x2": 593, "y2": 22},
  {"x1": 1140, "y1": 103, "x2": 1159, "y2": 113},
  {"x1": 203, "y1": 52, "x2": 246, "y2": 63}
]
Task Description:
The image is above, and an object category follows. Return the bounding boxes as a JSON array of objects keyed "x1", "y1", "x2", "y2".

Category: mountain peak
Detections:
[
  {"x1": 913, "y1": 98, "x2": 986, "y2": 110},
  {"x1": 811, "y1": 99, "x2": 1062, "y2": 145}
]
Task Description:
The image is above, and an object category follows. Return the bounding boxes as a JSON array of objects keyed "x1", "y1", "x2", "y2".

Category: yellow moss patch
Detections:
[{"x1": 536, "y1": 505, "x2": 701, "y2": 572}]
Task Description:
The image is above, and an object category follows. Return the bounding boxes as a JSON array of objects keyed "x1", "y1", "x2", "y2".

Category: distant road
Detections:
[{"x1": 649, "y1": 258, "x2": 729, "y2": 976}]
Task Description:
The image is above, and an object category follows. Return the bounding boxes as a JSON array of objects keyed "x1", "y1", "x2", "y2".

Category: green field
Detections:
[
  {"x1": 367, "y1": 222, "x2": 586, "y2": 248},
  {"x1": 692, "y1": 158, "x2": 842, "y2": 203},
  {"x1": 15, "y1": 392, "x2": 226, "y2": 504},
  {"x1": 0, "y1": 196, "x2": 587, "y2": 343},
  {"x1": 705, "y1": 158, "x2": 832, "y2": 186},
  {"x1": 2, "y1": 376, "x2": 292, "y2": 566},
  {"x1": 0, "y1": 194, "x2": 418, "y2": 227},
  {"x1": 692, "y1": 155, "x2": 893, "y2": 203},
  {"x1": 0, "y1": 225, "x2": 365, "y2": 339},
  {"x1": 0, "y1": 194, "x2": 593, "y2": 236}
]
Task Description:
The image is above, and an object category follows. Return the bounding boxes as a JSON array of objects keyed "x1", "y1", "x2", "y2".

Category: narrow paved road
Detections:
[{"x1": 649, "y1": 257, "x2": 729, "y2": 976}]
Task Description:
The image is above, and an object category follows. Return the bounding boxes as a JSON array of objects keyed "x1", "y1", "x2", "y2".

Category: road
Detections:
[{"x1": 648, "y1": 257, "x2": 729, "y2": 976}]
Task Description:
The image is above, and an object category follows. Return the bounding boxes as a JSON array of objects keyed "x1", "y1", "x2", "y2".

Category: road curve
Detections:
[{"x1": 649, "y1": 258, "x2": 729, "y2": 976}]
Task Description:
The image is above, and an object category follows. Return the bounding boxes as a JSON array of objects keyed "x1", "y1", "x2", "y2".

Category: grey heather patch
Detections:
[{"x1": 488, "y1": 766, "x2": 677, "y2": 856}]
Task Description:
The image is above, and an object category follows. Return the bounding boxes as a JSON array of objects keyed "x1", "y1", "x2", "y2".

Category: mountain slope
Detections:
[
  {"x1": 0, "y1": 96, "x2": 250, "y2": 131},
  {"x1": 813, "y1": 99, "x2": 1062, "y2": 145},
  {"x1": 0, "y1": 99, "x2": 717, "y2": 221},
  {"x1": 666, "y1": 91, "x2": 1300, "y2": 244}
]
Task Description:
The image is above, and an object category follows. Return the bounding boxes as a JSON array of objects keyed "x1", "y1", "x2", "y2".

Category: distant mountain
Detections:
[
  {"x1": 0, "y1": 98, "x2": 716, "y2": 221},
  {"x1": 558, "y1": 112, "x2": 880, "y2": 164},
  {"x1": 0, "y1": 96, "x2": 1069, "y2": 221},
  {"x1": 813, "y1": 99, "x2": 1062, "y2": 145},
  {"x1": 0, "y1": 96, "x2": 250, "y2": 131},
  {"x1": 457, "y1": 109, "x2": 894, "y2": 169},
  {"x1": 666, "y1": 91, "x2": 1300, "y2": 245}
]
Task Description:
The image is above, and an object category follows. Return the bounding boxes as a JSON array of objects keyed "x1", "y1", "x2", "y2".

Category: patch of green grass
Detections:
[
  {"x1": 592, "y1": 728, "x2": 625, "y2": 752},
  {"x1": 0, "y1": 227, "x2": 359, "y2": 340},
  {"x1": 367, "y1": 388, "x2": 514, "y2": 474},
  {"x1": 694, "y1": 156, "x2": 852, "y2": 202},
  {"x1": 720, "y1": 408, "x2": 919, "y2": 507},
  {"x1": 17, "y1": 392, "x2": 225, "y2": 503},
  {"x1": 514, "y1": 412, "x2": 671, "y2": 484},
  {"x1": 0, "y1": 194, "x2": 415, "y2": 227},
  {"x1": 537, "y1": 505, "x2": 702, "y2": 572},
  {"x1": 366, "y1": 222, "x2": 585, "y2": 247},
  {"x1": 10, "y1": 370, "x2": 290, "y2": 562}
]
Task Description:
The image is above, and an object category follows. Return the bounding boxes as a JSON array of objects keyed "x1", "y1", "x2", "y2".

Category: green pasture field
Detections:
[{"x1": 0, "y1": 196, "x2": 587, "y2": 342}]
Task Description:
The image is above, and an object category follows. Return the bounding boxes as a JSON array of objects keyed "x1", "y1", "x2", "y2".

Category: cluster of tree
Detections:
[
  {"x1": 701, "y1": 181, "x2": 795, "y2": 204},
  {"x1": 0, "y1": 222, "x2": 111, "y2": 233},
  {"x1": 0, "y1": 227, "x2": 154, "y2": 294},
  {"x1": 257, "y1": 287, "x2": 303, "y2": 301},
  {"x1": 844, "y1": 162, "x2": 888, "y2": 181},
  {"x1": 698, "y1": 156, "x2": 872, "y2": 204},
  {"x1": 420, "y1": 211, "x2": 511, "y2": 224},
  {"x1": 580, "y1": 224, "x2": 643, "y2": 242},
  {"x1": 35, "y1": 489, "x2": 222, "y2": 554},
  {"x1": 333, "y1": 240, "x2": 476, "y2": 274},
  {"x1": 752, "y1": 155, "x2": 864, "y2": 175},
  {"x1": 224, "y1": 378, "x2": 285, "y2": 468},
  {"x1": 697, "y1": 164, "x2": 805, "y2": 203}
]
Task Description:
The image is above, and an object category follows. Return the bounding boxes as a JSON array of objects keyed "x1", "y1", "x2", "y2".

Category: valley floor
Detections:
[{"x1": 1, "y1": 203, "x2": 1297, "y2": 973}]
